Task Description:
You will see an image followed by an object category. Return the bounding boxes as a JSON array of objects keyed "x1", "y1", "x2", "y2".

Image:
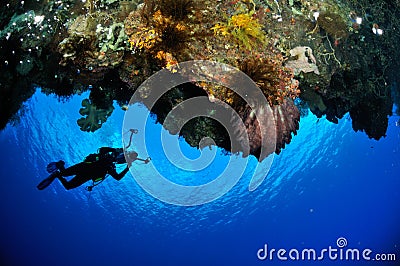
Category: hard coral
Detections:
[
  {"x1": 350, "y1": 96, "x2": 392, "y2": 140},
  {"x1": 58, "y1": 14, "x2": 125, "y2": 85},
  {"x1": 285, "y1": 46, "x2": 320, "y2": 76},
  {"x1": 239, "y1": 56, "x2": 300, "y2": 106},
  {"x1": 158, "y1": 21, "x2": 189, "y2": 52},
  {"x1": 124, "y1": 0, "x2": 303, "y2": 159},
  {"x1": 184, "y1": 59, "x2": 300, "y2": 160},
  {"x1": 317, "y1": 11, "x2": 349, "y2": 39},
  {"x1": 142, "y1": 0, "x2": 196, "y2": 21},
  {"x1": 126, "y1": 4, "x2": 192, "y2": 69},
  {"x1": 272, "y1": 99, "x2": 300, "y2": 154},
  {"x1": 228, "y1": 99, "x2": 300, "y2": 160}
]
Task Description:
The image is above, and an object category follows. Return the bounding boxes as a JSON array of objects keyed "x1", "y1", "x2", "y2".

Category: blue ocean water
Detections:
[{"x1": 0, "y1": 88, "x2": 399, "y2": 265}]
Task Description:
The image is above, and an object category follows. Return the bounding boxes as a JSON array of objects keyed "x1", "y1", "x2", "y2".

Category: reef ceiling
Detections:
[{"x1": 1, "y1": 0, "x2": 399, "y2": 160}]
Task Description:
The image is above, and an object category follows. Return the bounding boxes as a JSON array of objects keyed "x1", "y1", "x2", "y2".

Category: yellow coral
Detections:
[
  {"x1": 156, "y1": 51, "x2": 179, "y2": 72},
  {"x1": 211, "y1": 11, "x2": 266, "y2": 50},
  {"x1": 129, "y1": 27, "x2": 158, "y2": 50},
  {"x1": 211, "y1": 23, "x2": 228, "y2": 36},
  {"x1": 155, "y1": 50, "x2": 167, "y2": 60},
  {"x1": 153, "y1": 10, "x2": 171, "y2": 26},
  {"x1": 175, "y1": 23, "x2": 187, "y2": 31}
]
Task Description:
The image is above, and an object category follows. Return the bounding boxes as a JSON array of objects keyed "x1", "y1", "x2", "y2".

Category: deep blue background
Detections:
[{"x1": 0, "y1": 89, "x2": 399, "y2": 266}]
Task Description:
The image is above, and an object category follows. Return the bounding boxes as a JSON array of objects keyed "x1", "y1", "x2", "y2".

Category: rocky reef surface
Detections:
[{"x1": 1, "y1": 0, "x2": 399, "y2": 160}]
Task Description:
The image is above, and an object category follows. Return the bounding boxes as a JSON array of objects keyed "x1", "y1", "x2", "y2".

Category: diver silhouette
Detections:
[{"x1": 37, "y1": 147, "x2": 150, "y2": 191}]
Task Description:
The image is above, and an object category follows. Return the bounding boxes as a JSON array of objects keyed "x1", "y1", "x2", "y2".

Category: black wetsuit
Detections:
[{"x1": 57, "y1": 147, "x2": 129, "y2": 190}]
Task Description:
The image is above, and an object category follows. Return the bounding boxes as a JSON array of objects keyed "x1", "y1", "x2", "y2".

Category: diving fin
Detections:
[
  {"x1": 46, "y1": 160, "x2": 65, "y2": 173},
  {"x1": 46, "y1": 162, "x2": 58, "y2": 174},
  {"x1": 37, "y1": 171, "x2": 59, "y2": 190}
]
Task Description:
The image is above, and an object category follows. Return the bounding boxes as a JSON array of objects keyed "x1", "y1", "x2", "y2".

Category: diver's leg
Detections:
[
  {"x1": 59, "y1": 162, "x2": 87, "y2": 177},
  {"x1": 55, "y1": 160, "x2": 65, "y2": 171},
  {"x1": 58, "y1": 175, "x2": 90, "y2": 190}
]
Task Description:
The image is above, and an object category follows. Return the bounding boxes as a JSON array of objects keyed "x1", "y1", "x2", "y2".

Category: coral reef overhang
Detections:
[{"x1": 1, "y1": 0, "x2": 399, "y2": 161}]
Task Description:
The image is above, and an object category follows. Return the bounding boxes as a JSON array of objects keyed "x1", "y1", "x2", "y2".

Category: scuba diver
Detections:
[{"x1": 37, "y1": 147, "x2": 150, "y2": 191}]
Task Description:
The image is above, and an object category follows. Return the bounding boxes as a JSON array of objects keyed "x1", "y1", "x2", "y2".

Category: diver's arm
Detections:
[
  {"x1": 135, "y1": 157, "x2": 151, "y2": 163},
  {"x1": 109, "y1": 166, "x2": 130, "y2": 181},
  {"x1": 98, "y1": 147, "x2": 117, "y2": 155}
]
